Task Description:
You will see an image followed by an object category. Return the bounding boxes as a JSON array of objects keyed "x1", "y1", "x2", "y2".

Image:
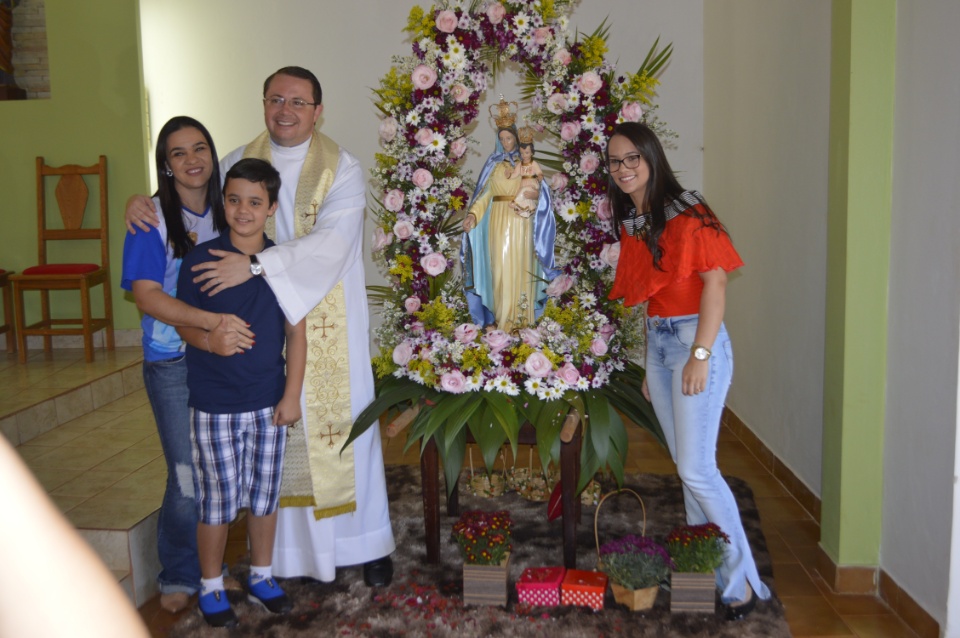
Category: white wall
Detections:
[
  {"x1": 702, "y1": 1, "x2": 832, "y2": 495},
  {"x1": 886, "y1": 0, "x2": 960, "y2": 630},
  {"x1": 138, "y1": 0, "x2": 703, "y2": 330}
]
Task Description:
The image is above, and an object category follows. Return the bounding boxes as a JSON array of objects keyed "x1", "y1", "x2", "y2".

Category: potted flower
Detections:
[
  {"x1": 598, "y1": 535, "x2": 672, "y2": 611},
  {"x1": 452, "y1": 510, "x2": 512, "y2": 605},
  {"x1": 666, "y1": 522, "x2": 731, "y2": 613}
]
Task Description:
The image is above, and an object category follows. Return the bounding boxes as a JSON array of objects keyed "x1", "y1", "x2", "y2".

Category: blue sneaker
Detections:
[
  {"x1": 198, "y1": 589, "x2": 237, "y2": 628},
  {"x1": 247, "y1": 576, "x2": 292, "y2": 614}
]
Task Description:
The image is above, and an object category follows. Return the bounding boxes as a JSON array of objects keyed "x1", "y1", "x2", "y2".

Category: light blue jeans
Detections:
[
  {"x1": 143, "y1": 356, "x2": 200, "y2": 595},
  {"x1": 645, "y1": 314, "x2": 770, "y2": 603}
]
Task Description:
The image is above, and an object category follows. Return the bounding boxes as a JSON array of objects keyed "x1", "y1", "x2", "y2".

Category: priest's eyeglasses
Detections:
[
  {"x1": 607, "y1": 154, "x2": 644, "y2": 172},
  {"x1": 263, "y1": 96, "x2": 318, "y2": 110}
]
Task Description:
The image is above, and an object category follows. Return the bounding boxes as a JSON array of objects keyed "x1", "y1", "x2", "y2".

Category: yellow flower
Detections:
[
  {"x1": 575, "y1": 200, "x2": 592, "y2": 221},
  {"x1": 404, "y1": 5, "x2": 436, "y2": 40},
  {"x1": 416, "y1": 297, "x2": 458, "y2": 333},
  {"x1": 449, "y1": 195, "x2": 464, "y2": 211},
  {"x1": 373, "y1": 353, "x2": 398, "y2": 378},
  {"x1": 389, "y1": 254, "x2": 414, "y2": 283},
  {"x1": 461, "y1": 348, "x2": 492, "y2": 372},
  {"x1": 537, "y1": 0, "x2": 557, "y2": 22},
  {"x1": 579, "y1": 34, "x2": 608, "y2": 70}
]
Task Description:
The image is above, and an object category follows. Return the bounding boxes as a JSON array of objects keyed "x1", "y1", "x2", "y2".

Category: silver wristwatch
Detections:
[{"x1": 249, "y1": 255, "x2": 263, "y2": 276}]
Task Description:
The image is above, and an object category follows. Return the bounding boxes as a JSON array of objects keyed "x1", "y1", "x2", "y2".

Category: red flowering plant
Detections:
[
  {"x1": 666, "y1": 523, "x2": 731, "y2": 574},
  {"x1": 451, "y1": 509, "x2": 512, "y2": 565}
]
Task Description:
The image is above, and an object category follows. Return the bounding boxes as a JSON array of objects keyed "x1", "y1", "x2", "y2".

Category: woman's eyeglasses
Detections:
[
  {"x1": 607, "y1": 154, "x2": 643, "y2": 172},
  {"x1": 263, "y1": 96, "x2": 318, "y2": 110}
]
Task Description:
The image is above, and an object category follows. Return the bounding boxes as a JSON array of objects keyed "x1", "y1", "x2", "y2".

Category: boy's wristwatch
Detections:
[
  {"x1": 691, "y1": 343, "x2": 712, "y2": 361},
  {"x1": 249, "y1": 255, "x2": 263, "y2": 276}
]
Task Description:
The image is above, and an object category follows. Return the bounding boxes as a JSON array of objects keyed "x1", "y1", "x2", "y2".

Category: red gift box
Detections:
[
  {"x1": 516, "y1": 566, "x2": 566, "y2": 606},
  {"x1": 561, "y1": 569, "x2": 608, "y2": 610}
]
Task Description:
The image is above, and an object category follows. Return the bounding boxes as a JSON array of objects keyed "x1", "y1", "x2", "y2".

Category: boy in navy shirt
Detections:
[{"x1": 177, "y1": 158, "x2": 306, "y2": 627}]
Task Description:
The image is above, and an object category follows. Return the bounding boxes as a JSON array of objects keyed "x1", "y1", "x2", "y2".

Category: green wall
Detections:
[
  {"x1": 821, "y1": 0, "x2": 896, "y2": 566},
  {"x1": 0, "y1": 0, "x2": 149, "y2": 331}
]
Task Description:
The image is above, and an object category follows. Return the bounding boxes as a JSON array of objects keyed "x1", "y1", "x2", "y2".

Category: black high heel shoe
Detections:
[{"x1": 724, "y1": 586, "x2": 757, "y2": 621}]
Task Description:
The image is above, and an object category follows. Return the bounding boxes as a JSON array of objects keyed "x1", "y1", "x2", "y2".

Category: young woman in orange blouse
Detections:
[{"x1": 606, "y1": 122, "x2": 769, "y2": 619}]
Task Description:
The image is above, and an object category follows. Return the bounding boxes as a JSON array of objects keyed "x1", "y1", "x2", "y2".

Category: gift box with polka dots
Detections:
[
  {"x1": 516, "y1": 566, "x2": 566, "y2": 606},
  {"x1": 560, "y1": 569, "x2": 608, "y2": 610}
]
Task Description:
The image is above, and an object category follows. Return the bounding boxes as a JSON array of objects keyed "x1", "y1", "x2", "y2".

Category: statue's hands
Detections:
[{"x1": 463, "y1": 213, "x2": 477, "y2": 232}]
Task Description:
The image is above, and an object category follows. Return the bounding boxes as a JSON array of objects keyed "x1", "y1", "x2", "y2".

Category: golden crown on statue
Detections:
[
  {"x1": 517, "y1": 126, "x2": 535, "y2": 144},
  {"x1": 489, "y1": 95, "x2": 518, "y2": 128}
]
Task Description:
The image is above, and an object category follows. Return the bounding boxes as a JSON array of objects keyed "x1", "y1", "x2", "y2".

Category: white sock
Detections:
[
  {"x1": 201, "y1": 576, "x2": 225, "y2": 596},
  {"x1": 249, "y1": 565, "x2": 272, "y2": 585}
]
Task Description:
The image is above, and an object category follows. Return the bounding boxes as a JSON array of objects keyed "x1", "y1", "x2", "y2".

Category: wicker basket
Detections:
[{"x1": 594, "y1": 488, "x2": 658, "y2": 611}]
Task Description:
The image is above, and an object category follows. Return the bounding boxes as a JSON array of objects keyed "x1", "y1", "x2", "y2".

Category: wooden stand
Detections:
[
  {"x1": 420, "y1": 419, "x2": 583, "y2": 568},
  {"x1": 463, "y1": 553, "x2": 511, "y2": 606}
]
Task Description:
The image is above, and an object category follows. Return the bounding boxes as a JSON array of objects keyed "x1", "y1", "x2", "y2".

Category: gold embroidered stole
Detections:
[{"x1": 243, "y1": 130, "x2": 357, "y2": 520}]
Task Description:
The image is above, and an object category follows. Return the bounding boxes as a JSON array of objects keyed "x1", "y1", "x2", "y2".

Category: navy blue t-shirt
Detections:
[{"x1": 177, "y1": 233, "x2": 286, "y2": 414}]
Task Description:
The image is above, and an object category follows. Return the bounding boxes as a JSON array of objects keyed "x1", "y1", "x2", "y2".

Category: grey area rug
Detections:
[{"x1": 171, "y1": 465, "x2": 791, "y2": 637}]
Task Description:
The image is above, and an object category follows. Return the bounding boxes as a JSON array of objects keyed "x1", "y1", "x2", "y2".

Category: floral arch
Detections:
[{"x1": 347, "y1": 0, "x2": 673, "y2": 494}]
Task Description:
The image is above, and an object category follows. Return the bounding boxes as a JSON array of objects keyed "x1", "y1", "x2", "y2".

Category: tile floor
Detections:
[{"x1": 2, "y1": 347, "x2": 923, "y2": 637}]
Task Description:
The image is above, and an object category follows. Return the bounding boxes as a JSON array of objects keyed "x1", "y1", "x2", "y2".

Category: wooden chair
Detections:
[
  {"x1": 11, "y1": 156, "x2": 114, "y2": 363},
  {"x1": 0, "y1": 269, "x2": 14, "y2": 353}
]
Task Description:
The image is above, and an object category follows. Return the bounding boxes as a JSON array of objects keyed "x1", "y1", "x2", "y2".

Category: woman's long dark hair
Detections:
[
  {"x1": 605, "y1": 121, "x2": 725, "y2": 270},
  {"x1": 154, "y1": 116, "x2": 226, "y2": 259}
]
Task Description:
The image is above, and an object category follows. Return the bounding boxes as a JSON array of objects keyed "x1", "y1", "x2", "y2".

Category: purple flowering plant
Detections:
[{"x1": 599, "y1": 534, "x2": 672, "y2": 590}]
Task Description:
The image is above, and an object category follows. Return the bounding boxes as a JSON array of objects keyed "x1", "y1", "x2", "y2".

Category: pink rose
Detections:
[
  {"x1": 409, "y1": 321, "x2": 425, "y2": 334},
  {"x1": 589, "y1": 338, "x2": 608, "y2": 357},
  {"x1": 435, "y1": 9, "x2": 458, "y2": 33},
  {"x1": 577, "y1": 71, "x2": 603, "y2": 96},
  {"x1": 450, "y1": 137, "x2": 467, "y2": 159},
  {"x1": 412, "y1": 168, "x2": 434, "y2": 190},
  {"x1": 596, "y1": 196, "x2": 612, "y2": 220},
  {"x1": 553, "y1": 49, "x2": 571, "y2": 66},
  {"x1": 415, "y1": 127, "x2": 435, "y2": 147},
  {"x1": 440, "y1": 370, "x2": 468, "y2": 393},
  {"x1": 560, "y1": 121, "x2": 581, "y2": 142},
  {"x1": 524, "y1": 352, "x2": 553, "y2": 378},
  {"x1": 482, "y1": 329, "x2": 511, "y2": 353},
  {"x1": 600, "y1": 242, "x2": 621, "y2": 268},
  {"x1": 372, "y1": 227, "x2": 393, "y2": 252},
  {"x1": 556, "y1": 362, "x2": 581, "y2": 386},
  {"x1": 411, "y1": 64, "x2": 438, "y2": 90},
  {"x1": 486, "y1": 2, "x2": 506, "y2": 24},
  {"x1": 550, "y1": 173, "x2": 568, "y2": 192},
  {"x1": 420, "y1": 252, "x2": 447, "y2": 276},
  {"x1": 580, "y1": 153, "x2": 600, "y2": 175},
  {"x1": 519, "y1": 327, "x2": 541, "y2": 347},
  {"x1": 404, "y1": 296, "x2": 421, "y2": 314},
  {"x1": 546, "y1": 93, "x2": 568, "y2": 115},
  {"x1": 392, "y1": 341, "x2": 414, "y2": 366},
  {"x1": 378, "y1": 117, "x2": 398, "y2": 143},
  {"x1": 620, "y1": 101, "x2": 644, "y2": 122},
  {"x1": 393, "y1": 219, "x2": 415, "y2": 240},
  {"x1": 533, "y1": 27, "x2": 551, "y2": 45},
  {"x1": 599, "y1": 323, "x2": 616, "y2": 343},
  {"x1": 545, "y1": 273, "x2": 574, "y2": 297},
  {"x1": 383, "y1": 188, "x2": 404, "y2": 213},
  {"x1": 454, "y1": 323, "x2": 480, "y2": 344},
  {"x1": 449, "y1": 83, "x2": 470, "y2": 103}
]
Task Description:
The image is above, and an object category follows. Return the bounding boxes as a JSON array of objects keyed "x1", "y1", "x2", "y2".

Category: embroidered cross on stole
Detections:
[{"x1": 243, "y1": 129, "x2": 357, "y2": 520}]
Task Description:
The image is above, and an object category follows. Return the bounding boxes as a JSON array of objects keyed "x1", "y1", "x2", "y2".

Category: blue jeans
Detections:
[
  {"x1": 143, "y1": 356, "x2": 200, "y2": 595},
  {"x1": 645, "y1": 314, "x2": 770, "y2": 603}
]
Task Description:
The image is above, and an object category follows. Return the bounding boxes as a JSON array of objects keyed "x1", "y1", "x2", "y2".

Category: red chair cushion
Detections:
[{"x1": 22, "y1": 263, "x2": 100, "y2": 275}]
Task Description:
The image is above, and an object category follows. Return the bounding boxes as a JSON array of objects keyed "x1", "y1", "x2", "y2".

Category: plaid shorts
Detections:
[{"x1": 192, "y1": 407, "x2": 287, "y2": 525}]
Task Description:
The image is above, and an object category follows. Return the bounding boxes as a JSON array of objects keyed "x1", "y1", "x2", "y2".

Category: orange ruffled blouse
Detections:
[{"x1": 608, "y1": 204, "x2": 744, "y2": 317}]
